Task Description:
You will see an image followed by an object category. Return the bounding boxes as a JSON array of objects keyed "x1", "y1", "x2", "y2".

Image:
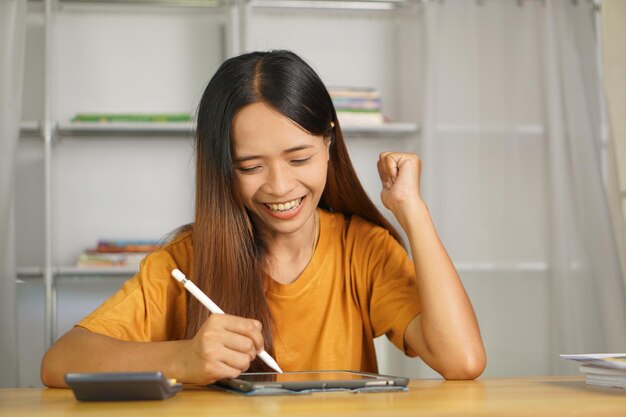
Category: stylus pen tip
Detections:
[{"x1": 258, "y1": 350, "x2": 283, "y2": 374}]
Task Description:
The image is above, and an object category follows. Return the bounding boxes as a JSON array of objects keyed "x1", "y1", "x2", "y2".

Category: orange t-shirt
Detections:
[{"x1": 77, "y1": 209, "x2": 421, "y2": 372}]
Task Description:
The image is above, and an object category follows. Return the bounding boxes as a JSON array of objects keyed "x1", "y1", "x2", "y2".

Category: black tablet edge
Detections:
[
  {"x1": 65, "y1": 371, "x2": 166, "y2": 384},
  {"x1": 65, "y1": 372, "x2": 183, "y2": 401}
]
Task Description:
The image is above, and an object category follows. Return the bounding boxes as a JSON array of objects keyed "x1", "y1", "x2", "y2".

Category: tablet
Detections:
[{"x1": 216, "y1": 370, "x2": 409, "y2": 393}]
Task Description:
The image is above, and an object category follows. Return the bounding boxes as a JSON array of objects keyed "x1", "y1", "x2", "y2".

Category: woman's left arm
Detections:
[{"x1": 378, "y1": 152, "x2": 486, "y2": 380}]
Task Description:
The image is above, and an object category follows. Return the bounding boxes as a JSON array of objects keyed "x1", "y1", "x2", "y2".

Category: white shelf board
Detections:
[
  {"x1": 57, "y1": 122, "x2": 195, "y2": 137},
  {"x1": 454, "y1": 262, "x2": 549, "y2": 273},
  {"x1": 435, "y1": 123, "x2": 545, "y2": 136},
  {"x1": 17, "y1": 265, "x2": 138, "y2": 278},
  {"x1": 251, "y1": 0, "x2": 410, "y2": 11},
  {"x1": 341, "y1": 122, "x2": 419, "y2": 137},
  {"x1": 17, "y1": 260, "x2": 548, "y2": 279},
  {"x1": 56, "y1": 121, "x2": 418, "y2": 138},
  {"x1": 52, "y1": 0, "x2": 415, "y2": 10},
  {"x1": 16, "y1": 266, "x2": 44, "y2": 277},
  {"x1": 19, "y1": 121, "x2": 41, "y2": 137},
  {"x1": 57, "y1": 266, "x2": 139, "y2": 276},
  {"x1": 57, "y1": 0, "x2": 224, "y2": 7}
]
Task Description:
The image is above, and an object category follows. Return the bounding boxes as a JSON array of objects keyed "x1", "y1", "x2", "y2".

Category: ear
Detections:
[{"x1": 323, "y1": 136, "x2": 331, "y2": 161}]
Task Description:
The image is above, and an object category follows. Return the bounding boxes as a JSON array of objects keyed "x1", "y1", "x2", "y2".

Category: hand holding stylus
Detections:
[{"x1": 171, "y1": 269, "x2": 283, "y2": 376}]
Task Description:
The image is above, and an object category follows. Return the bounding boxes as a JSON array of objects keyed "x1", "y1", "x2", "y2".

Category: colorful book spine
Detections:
[
  {"x1": 96, "y1": 239, "x2": 162, "y2": 253},
  {"x1": 76, "y1": 252, "x2": 148, "y2": 269},
  {"x1": 76, "y1": 238, "x2": 163, "y2": 268},
  {"x1": 329, "y1": 87, "x2": 384, "y2": 126}
]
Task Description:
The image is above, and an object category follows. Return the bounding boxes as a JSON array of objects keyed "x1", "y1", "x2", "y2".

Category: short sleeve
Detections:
[
  {"x1": 76, "y1": 249, "x2": 187, "y2": 342},
  {"x1": 352, "y1": 219, "x2": 421, "y2": 356}
]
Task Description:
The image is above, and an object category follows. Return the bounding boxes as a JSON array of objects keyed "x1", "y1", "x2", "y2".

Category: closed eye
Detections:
[
  {"x1": 237, "y1": 165, "x2": 262, "y2": 174},
  {"x1": 291, "y1": 156, "x2": 313, "y2": 165}
]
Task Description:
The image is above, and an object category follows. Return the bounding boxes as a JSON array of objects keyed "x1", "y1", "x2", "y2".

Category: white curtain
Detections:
[
  {"x1": 0, "y1": 0, "x2": 27, "y2": 387},
  {"x1": 543, "y1": 0, "x2": 626, "y2": 371},
  {"x1": 417, "y1": 0, "x2": 626, "y2": 376}
]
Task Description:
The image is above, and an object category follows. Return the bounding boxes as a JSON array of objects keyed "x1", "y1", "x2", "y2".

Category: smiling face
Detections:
[{"x1": 231, "y1": 101, "x2": 330, "y2": 239}]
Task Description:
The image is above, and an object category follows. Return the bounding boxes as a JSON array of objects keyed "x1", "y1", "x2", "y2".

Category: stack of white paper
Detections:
[{"x1": 560, "y1": 354, "x2": 626, "y2": 389}]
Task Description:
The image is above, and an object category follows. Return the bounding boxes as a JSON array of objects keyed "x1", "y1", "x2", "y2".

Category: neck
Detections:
[
  {"x1": 269, "y1": 210, "x2": 318, "y2": 261},
  {"x1": 264, "y1": 209, "x2": 319, "y2": 284}
]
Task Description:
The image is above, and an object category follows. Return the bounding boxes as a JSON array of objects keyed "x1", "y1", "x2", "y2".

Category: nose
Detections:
[{"x1": 263, "y1": 162, "x2": 296, "y2": 197}]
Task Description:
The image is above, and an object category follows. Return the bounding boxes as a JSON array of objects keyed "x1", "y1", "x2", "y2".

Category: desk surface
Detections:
[{"x1": 1, "y1": 376, "x2": 625, "y2": 416}]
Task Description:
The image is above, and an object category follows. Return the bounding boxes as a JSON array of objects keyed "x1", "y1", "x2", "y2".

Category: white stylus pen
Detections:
[{"x1": 171, "y1": 268, "x2": 283, "y2": 374}]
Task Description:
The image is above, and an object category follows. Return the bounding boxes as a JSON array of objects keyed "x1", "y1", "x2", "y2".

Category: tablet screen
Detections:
[
  {"x1": 218, "y1": 370, "x2": 409, "y2": 393},
  {"x1": 237, "y1": 371, "x2": 377, "y2": 383}
]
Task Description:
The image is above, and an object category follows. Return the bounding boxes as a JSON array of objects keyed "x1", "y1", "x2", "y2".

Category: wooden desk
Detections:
[{"x1": 1, "y1": 376, "x2": 624, "y2": 416}]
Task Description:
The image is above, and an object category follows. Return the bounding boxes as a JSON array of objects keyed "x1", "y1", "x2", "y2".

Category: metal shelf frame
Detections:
[{"x1": 31, "y1": 0, "x2": 420, "y2": 348}]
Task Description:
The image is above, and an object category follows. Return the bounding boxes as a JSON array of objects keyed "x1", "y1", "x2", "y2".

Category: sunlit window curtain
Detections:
[
  {"x1": 543, "y1": 0, "x2": 626, "y2": 370},
  {"x1": 417, "y1": 0, "x2": 626, "y2": 376},
  {"x1": 0, "y1": 0, "x2": 27, "y2": 387}
]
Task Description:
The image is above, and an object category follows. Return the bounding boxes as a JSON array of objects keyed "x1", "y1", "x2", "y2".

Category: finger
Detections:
[
  {"x1": 221, "y1": 349, "x2": 255, "y2": 372},
  {"x1": 223, "y1": 332, "x2": 258, "y2": 360},
  {"x1": 377, "y1": 159, "x2": 389, "y2": 188},
  {"x1": 217, "y1": 315, "x2": 264, "y2": 352},
  {"x1": 382, "y1": 153, "x2": 401, "y2": 183},
  {"x1": 378, "y1": 153, "x2": 396, "y2": 188},
  {"x1": 396, "y1": 154, "x2": 421, "y2": 181},
  {"x1": 212, "y1": 360, "x2": 246, "y2": 380}
]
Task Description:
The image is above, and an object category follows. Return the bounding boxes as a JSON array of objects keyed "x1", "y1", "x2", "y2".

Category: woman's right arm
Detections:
[{"x1": 40, "y1": 314, "x2": 264, "y2": 388}]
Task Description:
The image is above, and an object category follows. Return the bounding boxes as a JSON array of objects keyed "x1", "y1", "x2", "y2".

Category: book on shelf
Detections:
[
  {"x1": 96, "y1": 239, "x2": 162, "y2": 253},
  {"x1": 335, "y1": 110, "x2": 385, "y2": 126},
  {"x1": 71, "y1": 113, "x2": 193, "y2": 123},
  {"x1": 76, "y1": 239, "x2": 163, "y2": 269},
  {"x1": 76, "y1": 251, "x2": 148, "y2": 269},
  {"x1": 560, "y1": 353, "x2": 626, "y2": 389},
  {"x1": 329, "y1": 87, "x2": 385, "y2": 127}
]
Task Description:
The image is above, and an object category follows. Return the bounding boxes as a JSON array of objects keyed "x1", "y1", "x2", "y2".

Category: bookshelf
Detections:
[{"x1": 17, "y1": 0, "x2": 422, "y2": 365}]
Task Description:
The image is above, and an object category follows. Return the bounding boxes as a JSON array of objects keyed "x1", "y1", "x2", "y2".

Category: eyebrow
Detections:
[{"x1": 233, "y1": 144, "x2": 315, "y2": 163}]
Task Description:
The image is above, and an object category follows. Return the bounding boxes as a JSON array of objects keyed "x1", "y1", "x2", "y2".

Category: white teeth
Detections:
[{"x1": 265, "y1": 198, "x2": 302, "y2": 212}]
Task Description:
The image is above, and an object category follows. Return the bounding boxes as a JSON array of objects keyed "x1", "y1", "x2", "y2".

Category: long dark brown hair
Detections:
[{"x1": 186, "y1": 50, "x2": 402, "y2": 371}]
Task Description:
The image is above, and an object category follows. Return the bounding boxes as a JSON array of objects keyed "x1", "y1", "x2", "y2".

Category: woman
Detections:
[{"x1": 41, "y1": 50, "x2": 486, "y2": 387}]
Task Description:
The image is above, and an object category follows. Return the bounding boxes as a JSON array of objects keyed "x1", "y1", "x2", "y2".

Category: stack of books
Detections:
[
  {"x1": 76, "y1": 239, "x2": 162, "y2": 269},
  {"x1": 560, "y1": 354, "x2": 626, "y2": 389},
  {"x1": 329, "y1": 87, "x2": 385, "y2": 126}
]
